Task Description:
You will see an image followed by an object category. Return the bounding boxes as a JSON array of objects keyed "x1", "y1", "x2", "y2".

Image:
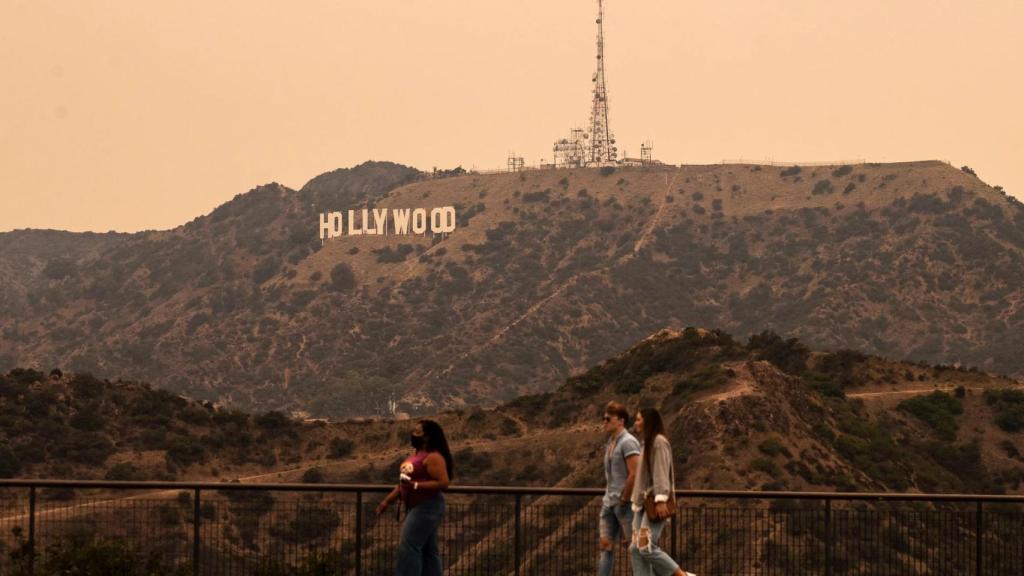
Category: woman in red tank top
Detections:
[{"x1": 376, "y1": 419, "x2": 454, "y2": 576}]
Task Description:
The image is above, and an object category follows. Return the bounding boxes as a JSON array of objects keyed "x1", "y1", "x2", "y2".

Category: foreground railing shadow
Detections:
[{"x1": 1, "y1": 479, "x2": 1023, "y2": 575}]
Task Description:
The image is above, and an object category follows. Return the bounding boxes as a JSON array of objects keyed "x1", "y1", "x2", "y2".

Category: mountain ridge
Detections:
[{"x1": 1, "y1": 159, "x2": 1022, "y2": 418}]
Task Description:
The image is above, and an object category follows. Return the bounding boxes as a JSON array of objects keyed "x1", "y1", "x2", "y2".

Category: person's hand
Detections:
[
  {"x1": 375, "y1": 499, "x2": 391, "y2": 515},
  {"x1": 654, "y1": 502, "x2": 669, "y2": 521}
]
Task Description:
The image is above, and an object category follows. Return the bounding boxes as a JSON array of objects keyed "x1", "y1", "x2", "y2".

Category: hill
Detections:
[
  {"x1": 6, "y1": 329, "x2": 1024, "y2": 498},
  {"x1": 8, "y1": 332, "x2": 1024, "y2": 574},
  {"x1": 0, "y1": 368, "x2": 333, "y2": 484},
  {"x1": 314, "y1": 328, "x2": 1024, "y2": 497},
  {"x1": 1, "y1": 160, "x2": 1022, "y2": 417}
]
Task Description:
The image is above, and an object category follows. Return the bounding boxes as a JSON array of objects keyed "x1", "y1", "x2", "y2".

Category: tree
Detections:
[
  {"x1": 255, "y1": 410, "x2": 291, "y2": 430},
  {"x1": 328, "y1": 438, "x2": 354, "y2": 459},
  {"x1": 747, "y1": 331, "x2": 810, "y2": 374},
  {"x1": 329, "y1": 263, "x2": 357, "y2": 292},
  {"x1": 0, "y1": 444, "x2": 22, "y2": 478}
]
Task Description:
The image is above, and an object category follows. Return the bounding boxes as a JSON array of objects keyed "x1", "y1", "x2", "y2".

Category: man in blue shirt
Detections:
[{"x1": 599, "y1": 401, "x2": 641, "y2": 576}]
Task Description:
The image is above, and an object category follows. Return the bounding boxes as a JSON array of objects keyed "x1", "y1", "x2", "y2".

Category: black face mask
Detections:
[{"x1": 411, "y1": 433, "x2": 426, "y2": 450}]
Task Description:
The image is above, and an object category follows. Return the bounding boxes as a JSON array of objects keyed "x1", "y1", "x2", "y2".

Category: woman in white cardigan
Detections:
[{"x1": 629, "y1": 408, "x2": 696, "y2": 576}]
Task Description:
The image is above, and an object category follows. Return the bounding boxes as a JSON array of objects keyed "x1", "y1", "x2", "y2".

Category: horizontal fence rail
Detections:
[{"x1": 1, "y1": 480, "x2": 1023, "y2": 575}]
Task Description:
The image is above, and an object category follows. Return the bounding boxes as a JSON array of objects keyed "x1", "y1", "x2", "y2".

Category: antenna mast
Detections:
[{"x1": 588, "y1": 0, "x2": 616, "y2": 166}]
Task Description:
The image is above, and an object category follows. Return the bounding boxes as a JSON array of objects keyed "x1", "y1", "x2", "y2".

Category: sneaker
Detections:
[{"x1": 684, "y1": 572, "x2": 697, "y2": 576}]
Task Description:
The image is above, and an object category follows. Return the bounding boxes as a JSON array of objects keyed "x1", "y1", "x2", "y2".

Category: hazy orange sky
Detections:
[{"x1": 1, "y1": 0, "x2": 1021, "y2": 233}]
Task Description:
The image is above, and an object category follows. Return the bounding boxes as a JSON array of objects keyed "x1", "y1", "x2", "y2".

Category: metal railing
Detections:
[{"x1": 2, "y1": 479, "x2": 1023, "y2": 575}]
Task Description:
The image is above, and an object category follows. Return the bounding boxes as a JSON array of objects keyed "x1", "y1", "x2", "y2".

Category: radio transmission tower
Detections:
[{"x1": 588, "y1": 0, "x2": 617, "y2": 166}]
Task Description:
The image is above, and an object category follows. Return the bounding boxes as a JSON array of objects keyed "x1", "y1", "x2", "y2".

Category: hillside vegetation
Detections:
[
  {"x1": 1, "y1": 161, "x2": 1022, "y2": 418},
  {"x1": 5, "y1": 330, "x2": 1024, "y2": 574},
  {"x1": 6, "y1": 328, "x2": 1024, "y2": 498}
]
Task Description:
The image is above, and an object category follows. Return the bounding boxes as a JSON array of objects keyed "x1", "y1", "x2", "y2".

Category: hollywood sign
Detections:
[{"x1": 319, "y1": 207, "x2": 457, "y2": 240}]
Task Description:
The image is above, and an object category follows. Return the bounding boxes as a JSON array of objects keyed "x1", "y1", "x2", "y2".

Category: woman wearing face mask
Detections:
[{"x1": 376, "y1": 419, "x2": 454, "y2": 576}]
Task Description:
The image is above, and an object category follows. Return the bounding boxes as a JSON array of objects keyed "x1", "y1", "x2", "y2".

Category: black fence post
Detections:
[
  {"x1": 976, "y1": 500, "x2": 983, "y2": 576},
  {"x1": 356, "y1": 491, "x2": 363, "y2": 576},
  {"x1": 671, "y1": 499, "x2": 678, "y2": 560},
  {"x1": 193, "y1": 488, "x2": 201, "y2": 576},
  {"x1": 824, "y1": 498, "x2": 832, "y2": 576},
  {"x1": 27, "y1": 485, "x2": 36, "y2": 576},
  {"x1": 514, "y1": 494, "x2": 522, "y2": 576}
]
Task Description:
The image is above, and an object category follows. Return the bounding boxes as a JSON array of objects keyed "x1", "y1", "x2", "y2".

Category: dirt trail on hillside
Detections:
[
  {"x1": 434, "y1": 173, "x2": 681, "y2": 382},
  {"x1": 0, "y1": 461, "x2": 355, "y2": 524},
  {"x1": 633, "y1": 173, "x2": 678, "y2": 254},
  {"x1": 700, "y1": 362, "x2": 758, "y2": 404},
  {"x1": 846, "y1": 386, "x2": 985, "y2": 399}
]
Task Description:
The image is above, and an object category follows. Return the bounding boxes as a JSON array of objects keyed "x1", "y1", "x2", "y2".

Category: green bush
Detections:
[
  {"x1": 454, "y1": 447, "x2": 494, "y2": 480},
  {"x1": 758, "y1": 438, "x2": 792, "y2": 458},
  {"x1": 302, "y1": 467, "x2": 325, "y2": 483},
  {"x1": 329, "y1": 262, "x2": 357, "y2": 291},
  {"x1": 328, "y1": 437, "x2": 355, "y2": 459},
  {"x1": 166, "y1": 436, "x2": 208, "y2": 467},
  {"x1": 522, "y1": 189, "x2": 551, "y2": 203},
  {"x1": 0, "y1": 444, "x2": 22, "y2": 478},
  {"x1": 898, "y1": 391, "x2": 962, "y2": 441},
  {"x1": 252, "y1": 255, "x2": 281, "y2": 284},
  {"x1": 254, "y1": 551, "x2": 349, "y2": 576},
  {"x1": 985, "y1": 389, "x2": 1024, "y2": 432},
  {"x1": 373, "y1": 244, "x2": 416, "y2": 263},
  {"x1": 751, "y1": 457, "x2": 782, "y2": 478},
  {"x1": 104, "y1": 462, "x2": 143, "y2": 481},
  {"x1": 60, "y1": 432, "x2": 115, "y2": 466},
  {"x1": 672, "y1": 365, "x2": 729, "y2": 396},
  {"x1": 35, "y1": 537, "x2": 190, "y2": 576},
  {"x1": 812, "y1": 180, "x2": 835, "y2": 195},
  {"x1": 272, "y1": 505, "x2": 340, "y2": 544},
  {"x1": 255, "y1": 410, "x2": 291, "y2": 430},
  {"x1": 70, "y1": 409, "x2": 105, "y2": 431},
  {"x1": 747, "y1": 331, "x2": 809, "y2": 374}
]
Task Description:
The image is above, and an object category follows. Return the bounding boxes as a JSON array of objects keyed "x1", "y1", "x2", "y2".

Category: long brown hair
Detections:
[
  {"x1": 639, "y1": 408, "x2": 666, "y2": 475},
  {"x1": 420, "y1": 419, "x2": 454, "y2": 479}
]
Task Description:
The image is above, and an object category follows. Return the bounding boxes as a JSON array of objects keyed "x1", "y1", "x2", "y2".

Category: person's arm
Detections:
[
  {"x1": 413, "y1": 452, "x2": 451, "y2": 491},
  {"x1": 619, "y1": 454, "x2": 639, "y2": 505},
  {"x1": 375, "y1": 486, "x2": 401, "y2": 515},
  {"x1": 651, "y1": 437, "x2": 673, "y2": 519},
  {"x1": 630, "y1": 453, "x2": 645, "y2": 510}
]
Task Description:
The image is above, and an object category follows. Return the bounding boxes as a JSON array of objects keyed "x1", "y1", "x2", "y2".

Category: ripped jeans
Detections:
[
  {"x1": 598, "y1": 502, "x2": 633, "y2": 576},
  {"x1": 629, "y1": 508, "x2": 680, "y2": 576}
]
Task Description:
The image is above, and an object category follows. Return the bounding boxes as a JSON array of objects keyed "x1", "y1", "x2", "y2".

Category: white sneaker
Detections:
[{"x1": 684, "y1": 572, "x2": 697, "y2": 576}]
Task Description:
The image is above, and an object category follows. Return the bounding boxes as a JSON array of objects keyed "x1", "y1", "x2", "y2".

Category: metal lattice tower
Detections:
[{"x1": 588, "y1": 0, "x2": 617, "y2": 165}]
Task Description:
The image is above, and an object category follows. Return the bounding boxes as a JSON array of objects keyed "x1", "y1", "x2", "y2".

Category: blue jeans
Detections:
[
  {"x1": 629, "y1": 509, "x2": 680, "y2": 576},
  {"x1": 395, "y1": 495, "x2": 444, "y2": 576},
  {"x1": 598, "y1": 502, "x2": 634, "y2": 576}
]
